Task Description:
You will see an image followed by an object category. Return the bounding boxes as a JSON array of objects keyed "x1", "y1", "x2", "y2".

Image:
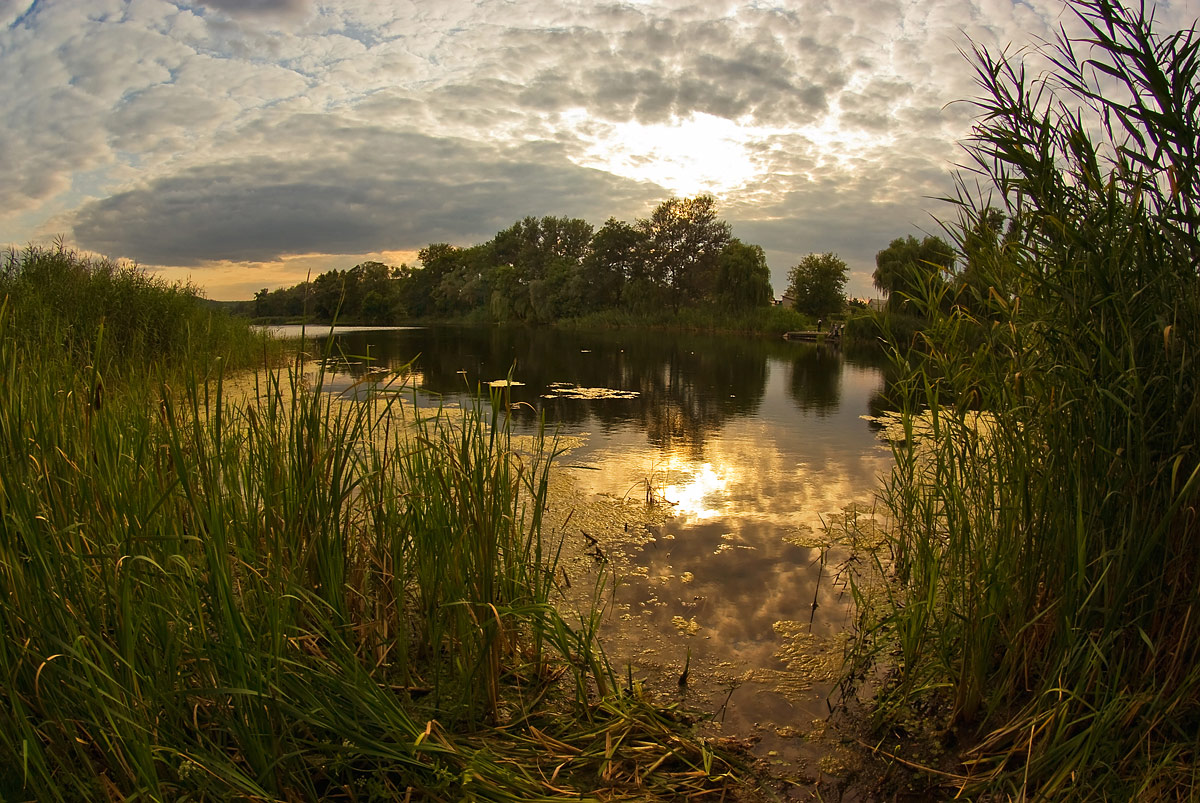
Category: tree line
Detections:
[
  {"x1": 252, "y1": 195, "x2": 853, "y2": 325},
  {"x1": 868, "y1": 208, "x2": 1016, "y2": 335}
]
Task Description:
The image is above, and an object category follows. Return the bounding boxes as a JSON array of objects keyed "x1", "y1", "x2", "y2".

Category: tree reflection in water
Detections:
[{"x1": 320, "y1": 325, "x2": 788, "y2": 456}]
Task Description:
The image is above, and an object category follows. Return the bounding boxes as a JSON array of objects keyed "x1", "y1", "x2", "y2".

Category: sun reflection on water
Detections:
[{"x1": 662, "y1": 461, "x2": 728, "y2": 520}]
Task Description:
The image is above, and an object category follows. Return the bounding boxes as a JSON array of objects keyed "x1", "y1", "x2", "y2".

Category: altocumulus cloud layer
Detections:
[{"x1": 1, "y1": 0, "x2": 1195, "y2": 298}]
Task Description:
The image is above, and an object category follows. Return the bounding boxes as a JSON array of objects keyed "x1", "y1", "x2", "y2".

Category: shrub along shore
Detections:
[
  {"x1": 0, "y1": 246, "x2": 742, "y2": 801},
  {"x1": 241, "y1": 301, "x2": 817, "y2": 339}
]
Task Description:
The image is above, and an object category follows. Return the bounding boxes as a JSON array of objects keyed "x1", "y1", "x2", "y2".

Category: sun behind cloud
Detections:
[
  {"x1": 566, "y1": 111, "x2": 766, "y2": 198},
  {"x1": 563, "y1": 105, "x2": 898, "y2": 204}
]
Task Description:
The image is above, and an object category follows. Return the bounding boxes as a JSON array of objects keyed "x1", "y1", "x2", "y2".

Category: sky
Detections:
[{"x1": 1, "y1": 0, "x2": 1195, "y2": 301}]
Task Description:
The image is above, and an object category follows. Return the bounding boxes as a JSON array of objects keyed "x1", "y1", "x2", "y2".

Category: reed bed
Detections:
[
  {"x1": 0, "y1": 248, "x2": 740, "y2": 800},
  {"x1": 846, "y1": 2, "x2": 1200, "y2": 798},
  {"x1": 2, "y1": 243, "x2": 268, "y2": 371}
]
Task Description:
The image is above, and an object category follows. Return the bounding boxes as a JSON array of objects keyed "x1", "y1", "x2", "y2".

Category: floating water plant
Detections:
[{"x1": 541, "y1": 382, "x2": 640, "y2": 400}]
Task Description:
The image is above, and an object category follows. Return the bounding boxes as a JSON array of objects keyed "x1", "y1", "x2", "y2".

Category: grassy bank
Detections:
[
  {"x1": 559, "y1": 303, "x2": 811, "y2": 336},
  {"x1": 0, "y1": 248, "x2": 740, "y2": 800},
  {"x1": 240, "y1": 294, "x2": 812, "y2": 337},
  {"x1": 845, "y1": 3, "x2": 1200, "y2": 798}
]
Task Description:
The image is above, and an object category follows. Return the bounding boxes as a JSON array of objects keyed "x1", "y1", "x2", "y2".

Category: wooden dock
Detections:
[{"x1": 783, "y1": 330, "x2": 840, "y2": 342}]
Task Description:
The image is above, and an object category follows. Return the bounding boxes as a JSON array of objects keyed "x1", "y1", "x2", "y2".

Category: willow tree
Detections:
[
  {"x1": 716, "y1": 239, "x2": 772, "y2": 309},
  {"x1": 872, "y1": 234, "x2": 954, "y2": 314}
]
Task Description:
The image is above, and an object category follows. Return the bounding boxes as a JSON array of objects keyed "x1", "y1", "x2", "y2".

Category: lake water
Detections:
[{"x1": 272, "y1": 323, "x2": 894, "y2": 776}]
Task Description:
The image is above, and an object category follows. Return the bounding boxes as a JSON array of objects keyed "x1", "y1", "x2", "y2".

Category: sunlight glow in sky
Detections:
[
  {"x1": 568, "y1": 105, "x2": 895, "y2": 201},
  {"x1": 570, "y1": 112, "x2": 767, "y2": 198},
  {"x1": 794, "y1": 107, "x2": 899, "y2": 174}
]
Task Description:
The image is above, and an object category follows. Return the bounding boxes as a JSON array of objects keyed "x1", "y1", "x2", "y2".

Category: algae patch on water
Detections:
[
  {"x1": 671, "y1": 615, "x2": 701, "y2": 635},
  {"x1": 542, "y1": 382, "x2": 640, "y2": 400},
  {"x1": 783, "y1": 504, "x2": 890, "y2": 553},
  {"x1": 744, "y1": 621, "x2": 850, "y2": 699},
  {"x1": 544, "y1": 466, "x2": 671, "y2": 609},
  {"x1": 713, "y1": 531, "x2": 755, "y2": 555}
]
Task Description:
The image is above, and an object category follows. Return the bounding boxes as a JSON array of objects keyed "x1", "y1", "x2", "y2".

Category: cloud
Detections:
[
  {"x1": 70, "y1": 124, "x2": 661, "y2": 265},
  {"x1": 499, "y1": 13, "x2": 849, "y2": 128},
  {"x1": 190, "y1": 0, "x2": 313, "y2": 20}
]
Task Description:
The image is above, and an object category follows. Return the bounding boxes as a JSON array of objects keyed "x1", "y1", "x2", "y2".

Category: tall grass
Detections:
[
  {"x1": 847, "y1": 2, "x2": 1200, "y2": 798},
  {"x1": 0, "y1": 247, "x2": 738, "y2": 799},
  {"x1": 2, "y1": 243, "x2": 267, "y2": 370}
]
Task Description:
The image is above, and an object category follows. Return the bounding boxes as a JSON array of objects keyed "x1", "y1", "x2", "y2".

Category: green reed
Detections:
[
  {"x1": 2, "y1": 243, "x2": 268, "y2": 372},
  {"x1": 0, "y1": 249, "x2": 739, "y2": 800},
  {"x1": 847, "y1": 2, "x2": 1200, "y2": 798}
]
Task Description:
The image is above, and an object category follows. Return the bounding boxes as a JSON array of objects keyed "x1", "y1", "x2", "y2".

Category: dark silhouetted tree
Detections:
[
  {"x1": 716, "y1": 239, "x2": 772, "y2": 308},
  {"x1": 583, "y1": 218, "x2": 645, "y2": 308},
  {"x1": 873, "y1": 235, "x2": 955, "y2": 314},
  {"x1": 490, "y1": 216, "x2": 593, "y2": 321},
  {"x1": 638, "y1": 195, "x2": 731, "y2": 311},
  {"x1": 787, "y1": 252, "x2": 847, "y2": 319}
]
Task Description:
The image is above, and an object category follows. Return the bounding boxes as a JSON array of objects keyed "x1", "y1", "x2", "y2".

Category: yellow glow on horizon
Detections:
[{"x1": 146, "y1": 248, "x2": 422, "y2": 301}]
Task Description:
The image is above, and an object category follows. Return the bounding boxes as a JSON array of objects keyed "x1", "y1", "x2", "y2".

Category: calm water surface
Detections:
[{"x1": 275, "y1": 323, "x2": 893, "y2": 774}]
